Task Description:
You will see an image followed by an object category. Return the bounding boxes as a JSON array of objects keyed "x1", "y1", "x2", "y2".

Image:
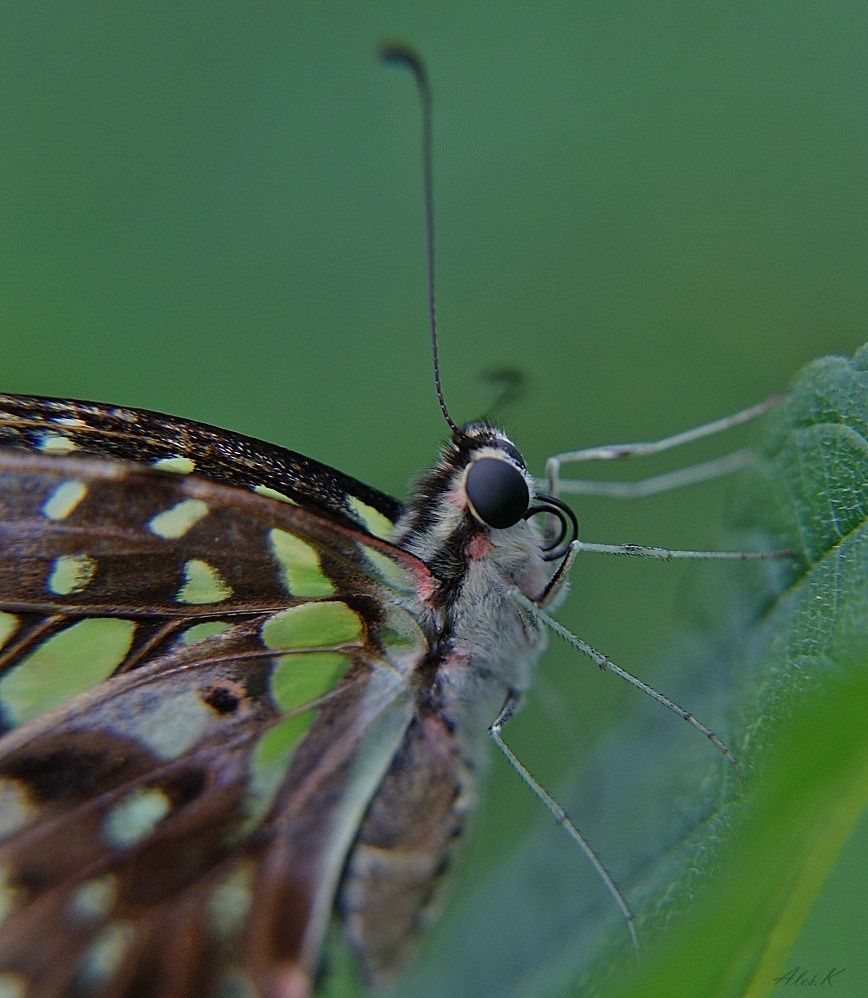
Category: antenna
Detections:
[{"x1": 380, "y1": 43, "x2": 459, "y2": 436}]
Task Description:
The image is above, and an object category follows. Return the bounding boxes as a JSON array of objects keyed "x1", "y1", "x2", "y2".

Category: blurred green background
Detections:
[{"x1": 1, "y1": 4, "x2": 864, "y2": 997}]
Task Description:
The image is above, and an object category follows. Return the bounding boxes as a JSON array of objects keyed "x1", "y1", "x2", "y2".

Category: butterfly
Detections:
[
  {"x1": 0, "y1": 45, "x2": 789, "y2": 998},
  {"x1": 0, "y1": 383, "x2": 593, "y2": 998}
]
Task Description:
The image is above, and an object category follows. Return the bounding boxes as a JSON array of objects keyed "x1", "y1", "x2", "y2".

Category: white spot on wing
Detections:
[
  {"x1": 38, "y1": 433, "x2": 76, "y2": 454},
  {"x1": 69, "y1": 875, "x2": 118, "y2": 924},
  {"x1": 152, "y1": 455, "x2": 195, "y2": 474},
  {"x1": 77, "y1": 921, "x2": 135, "y2": 988},
  {"x1": 148, "y1": 498, "x2": 209, "y2": 539},
  {"x1": 0, "y1": 779, "x2": 35, "y2": 839},
  {"x1": 254, "y1": 484, "x2": 297, "y2": 504},
  {"x1": 102, "y1": 788, "x2": 170, "y2": 849},
  {"x1": 42, "y1": 479, "x2": 87, "y2": 520}
]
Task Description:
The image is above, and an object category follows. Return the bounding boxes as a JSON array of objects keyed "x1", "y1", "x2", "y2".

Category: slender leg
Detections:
[
  {"x1": 489, "y1": 689, "x2": 640, "y2": 953},
  {"x1": 511, "y1": 588, "x2": 743, "y2": 778},
  {"x1": 545, "y1": 396, "x2": 783, "y2": 498}
]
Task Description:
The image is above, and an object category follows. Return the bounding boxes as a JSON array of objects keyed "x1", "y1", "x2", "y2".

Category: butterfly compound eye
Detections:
[{"x1": 465, "y1": 457, "x2": 530, "y2": 529}]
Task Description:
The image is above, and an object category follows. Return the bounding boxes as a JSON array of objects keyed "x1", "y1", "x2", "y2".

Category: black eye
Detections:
[{"x1": 465, "y1": 457, "x2": 529, "y2": 529}]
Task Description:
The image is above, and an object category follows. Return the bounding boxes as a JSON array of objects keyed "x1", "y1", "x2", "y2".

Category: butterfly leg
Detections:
[
  {"x1": 511, "y1": 588, "x2": 742, "y2": 778},
  {"x1": 539, "y1": 394, "x2": 794, "y2": 563},
  {"x1": 489, "y1": 689, "x2": 640, "y2": 952},
  {"x1": 544, "y1": 395, "x2": 783, "y2": 499}
]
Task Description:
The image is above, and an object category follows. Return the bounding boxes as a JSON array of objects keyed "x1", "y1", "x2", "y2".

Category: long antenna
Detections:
[{"x1": 380, "y1": 44, "x2": 459, "y2": 436}]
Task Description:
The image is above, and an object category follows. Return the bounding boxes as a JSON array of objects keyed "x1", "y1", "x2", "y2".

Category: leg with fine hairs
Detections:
[
  {"x1": 544, "y1": 396, "x2": 783, "y2": 498},
  {"x1": 489, "y1": 689, "x2": 640, "y2": 953}
]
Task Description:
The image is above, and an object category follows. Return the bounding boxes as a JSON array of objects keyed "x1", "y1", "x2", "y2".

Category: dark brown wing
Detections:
[{"x1": 0, "y1": 448, "x2": 433, "y2": 998}]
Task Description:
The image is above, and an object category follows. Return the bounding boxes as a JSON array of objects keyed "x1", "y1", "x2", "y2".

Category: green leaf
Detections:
[{"x1": 392, "y1": 346, "x2": 867, "y2": 998}]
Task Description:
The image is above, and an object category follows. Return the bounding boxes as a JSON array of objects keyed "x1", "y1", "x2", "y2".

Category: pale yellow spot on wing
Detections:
[
  {"x1": 364, "y1": 547, "x2": 416, "y2": 598},
  {"x1": 0, "y1": 969, "x2": 26, "y2": 998},
  {"x1": 0, "y1": 618, "x2": 136, "y2": 726},
  {"x1": 0, "y1": 779, "x2": 36, "y2": 838},
  {"x1": 215, "y1": 970, "x2": 258, "y2": 998},
  {"x1": 0, "y1": 613, "x2": 18, "y2": 651},
  {"x1": 38, "y1": 433, "x2": 76, "y2": 454},
  {"x1": 47, "y1": 553, "x2": 96, "y2": 595},
  {"x1": 268, "y1": 528, "x2": 334, "y2": 598},
  {"x1": 208, "y1": 864, "x2": 253, "y2": 940},
  {"x1": 148, "y1": 498, "x2": 209, "y2": 539},
  {"x1": 253, "y1": 484, "x2": 297, "y2": 504},
  {"x1": 69, "y1": 875, "x2": 118, "y2": 924},
  {"x1": 152, "y1": 455, "x2": 195, "y2": 474},
  {"x1": 77, "y1": 922, "x2": 134, "y2": 989},
  {"x1": 177, "y1": 559, "x2": 233, "y2": 604},
  {"x1": 0, "y1": 868, "x2": 25, "y2": 933},
  {"x1": 132, "y1": 689, "x2": 210, "y2": 759},
  {"x1": 102, "y1": 787, "x2": 170, "y2": 849},
  {"x1": 42, "y1": 479, "x2": 87, "y2": 520}
]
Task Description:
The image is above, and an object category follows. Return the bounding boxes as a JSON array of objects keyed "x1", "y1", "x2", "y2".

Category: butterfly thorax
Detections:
[
  {"x1": 339, "y1": 426, "x2": 559, "y2": 985},
  {"x1": 392, "y1": 422, "x2": 558, "y2": 726}
]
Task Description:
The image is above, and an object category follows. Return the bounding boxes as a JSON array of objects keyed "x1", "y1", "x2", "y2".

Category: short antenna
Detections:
[{"x1": 380, "y1": 44, "x2": 459, "y2": 436}]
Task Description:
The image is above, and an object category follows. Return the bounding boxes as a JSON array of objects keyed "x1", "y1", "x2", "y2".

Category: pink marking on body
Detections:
[
  {"x1": 270, "y1": 964, "x2": 312, "y2": 998},
  {"x1": 413, "y1": 567, "x2": 439, "y2": 602},
  {"x1": 445, "y1": 484, "x2": 467, "y2": 509},
  {"x1": 465, "y1": 533, "x2": 493, "y2": 561}
]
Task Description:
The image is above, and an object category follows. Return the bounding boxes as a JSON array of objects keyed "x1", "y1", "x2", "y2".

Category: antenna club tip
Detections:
[{"x1": 378, "y1": 42, "x2": 428, "y2": 85}]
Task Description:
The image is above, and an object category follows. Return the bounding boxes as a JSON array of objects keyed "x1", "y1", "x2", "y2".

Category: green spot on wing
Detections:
[
  {"x1": 180, "y1": 620, "x2": 231, "y2": 645},
  {"x1": 364, "y1": 546, "x2": 417, "y2": 598},
  {"x1": 347, "y1": 495, "x2": 395, "y2": 540},
  {"x1": 268, "y1": 528, "x2": 335, "y2": 597},
  {"x1": 47, "y1": 553, "x2": 96, "y2": 595},
  {"x1": 0, "y1": 618, "x2": 136, "y2": 726},
  {"x1": 246, "y1": 651, "x2": 354, "y2": 828},
  {"x1": 177, "y1": 559, "x2": 233, "y2": 604},
  {"x1": 270, "y1": 651, "x2": 351, "y2": 713},
  {"x1": 248, "y1": 712, "x2": 313, "y2": 820},
  {"x1": 0, "y1": 613, "x2": 18, "y2": 651},
  {"x1": 129, "y1": 688, "x2": 210, "y2": 760},
  {"x1": 254, "y1": 484, "x2": 297, "y2": 505},
  {"x1": 261, "y1": 602, "x2": 362, "y2": 650},
  {"x1": 38, "y1": 433, "x2": 75, "y2": 454}
]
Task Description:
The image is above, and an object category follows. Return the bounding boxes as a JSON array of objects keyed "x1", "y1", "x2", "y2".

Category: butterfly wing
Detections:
[
  {"x1": 0, "y1": 410, "x2": 436, "y2": 998},
  {"x1": 0, "y1": 393, "x2": 402, "y2": 540}
]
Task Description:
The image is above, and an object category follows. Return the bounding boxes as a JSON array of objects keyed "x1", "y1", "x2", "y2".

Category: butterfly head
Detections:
[
  {"x1": 453, "y1": 422, "x2": 530, "y2": 528},
  {"x1": 455, "y1": 423, "x2": 577, "y2": 560},
  {"x1": 394, "y1": 423, "x2": 577, "y2": 586}
]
